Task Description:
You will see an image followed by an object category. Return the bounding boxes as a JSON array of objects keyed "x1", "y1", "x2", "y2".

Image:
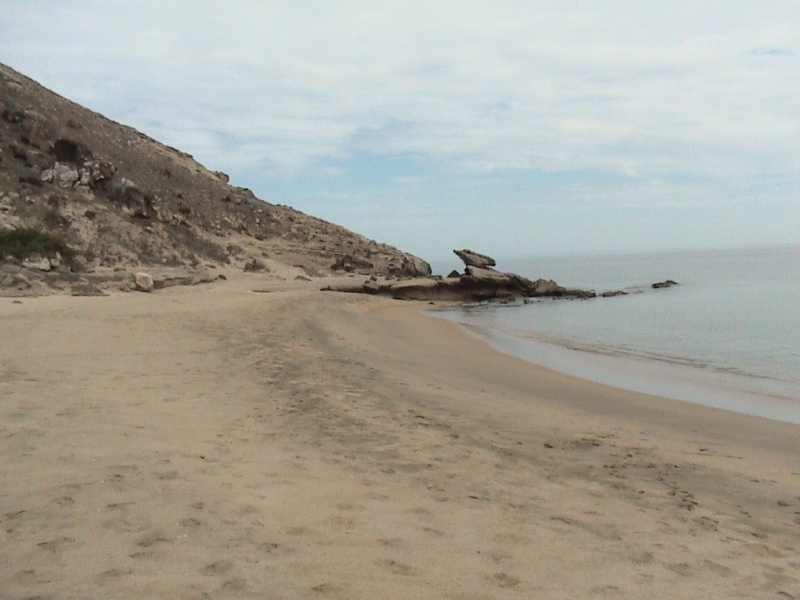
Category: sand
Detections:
[{"x1": 2, "y1": 273, "x2": 799, "y2": 599}]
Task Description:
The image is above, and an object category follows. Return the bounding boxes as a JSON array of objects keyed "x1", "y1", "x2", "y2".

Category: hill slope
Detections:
[{"x1": 0, "y1": 63, "x2": 430, "y2": 292}]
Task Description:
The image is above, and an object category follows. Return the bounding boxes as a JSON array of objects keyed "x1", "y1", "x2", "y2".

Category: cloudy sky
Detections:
[{"x1": 2, "y1": 1, "x2": 799, "y2": 261}]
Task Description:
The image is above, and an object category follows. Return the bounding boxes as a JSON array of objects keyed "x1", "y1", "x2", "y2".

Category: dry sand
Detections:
[{"x1": 2, "y1": 273, "x2": 799, "y2": 599}]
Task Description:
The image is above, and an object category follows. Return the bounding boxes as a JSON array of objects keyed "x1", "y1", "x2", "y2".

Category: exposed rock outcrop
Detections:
[
  {"x1": 454, "y1": 249, "x2": 496, "y2": 269},
  {"x1": 323, "y1": 249, "x2": 595, "y2": 302},
  {"x1": 22, "y1": 257, "x2": 51, "y2": 271},
  {"x1": 146, "y1": 267, "x2": 217, "y2": 289}
]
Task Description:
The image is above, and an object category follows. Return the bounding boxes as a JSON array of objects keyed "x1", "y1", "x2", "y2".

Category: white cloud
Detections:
[
  {"x1": 1, "y1": 1, "x2": 799, "y2": 255},
  {"x1": 3, "y1": 1, "x2": 798, "y2": 179}
]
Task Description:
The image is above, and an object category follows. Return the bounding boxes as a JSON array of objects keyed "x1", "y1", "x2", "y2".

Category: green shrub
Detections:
[{"x1": 0, "y1": 228, "x2": 76, "y2": 262}]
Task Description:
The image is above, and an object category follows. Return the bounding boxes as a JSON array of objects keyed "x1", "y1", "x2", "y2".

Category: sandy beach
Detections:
[{"x1": 2, "y1": 273, "x2": 799, "y2": 599}]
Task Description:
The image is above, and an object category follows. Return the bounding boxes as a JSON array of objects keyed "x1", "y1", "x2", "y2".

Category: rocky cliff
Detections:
[{"x1": 0, "y1": 63, "x2": 430, "y2": 294}]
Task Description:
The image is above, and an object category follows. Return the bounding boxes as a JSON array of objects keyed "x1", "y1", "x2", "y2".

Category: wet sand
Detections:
[{"x1": 2, "y1": 273, "x2": 799, "y2": 599}]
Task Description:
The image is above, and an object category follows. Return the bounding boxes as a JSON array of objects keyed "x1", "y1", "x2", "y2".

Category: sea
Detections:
[{"x1": 430, "y1": 245, "x2": 800, "y2": 425}]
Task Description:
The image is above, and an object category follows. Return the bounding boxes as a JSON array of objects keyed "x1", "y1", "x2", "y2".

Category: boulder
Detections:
[
  {"x1": 531, "y1": 279, "x2": 563, "y2": 295},
  {"x1": 385, "y1": 255, "x2": 432, "y2": 277},
  {"x1": 41, "y1": 163, "x2": 80, "y2": 187},
  {"x1": 1, "y1": 263, "x2": 22, "y2": 274},
  {"x1": 110, "y1": 178, "x2": 153, "y2": 218},
  {"x1": 134, "y1": 272, "x2": 154, "y2": 292},
  {"x1": 10, "y1": 273, "x2": 30, "y2": 289},
  {"x1": 80, "y1": 159, "x2": 115, "y2": 186},
  {"x1": 22, "y1": 257, "x2": 51, "y2": 271},
  {"x1": 454, "y1": 249, "x2": 496, "y2": 269},
  {"x1": 0, "y1": 272, "x2": 31, "y2": 290}
]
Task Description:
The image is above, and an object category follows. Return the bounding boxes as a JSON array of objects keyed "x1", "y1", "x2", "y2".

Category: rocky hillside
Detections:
[{"x1": 0, "y1": 63, "x2": 430, "y2": 293}]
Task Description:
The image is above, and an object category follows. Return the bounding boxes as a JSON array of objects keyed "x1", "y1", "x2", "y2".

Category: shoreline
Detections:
[
  {"x1": 426, "y1": 243, "x2": 800, "y2": 427},
  {"x1": 429, "y1": 309, "x2": 800, "y2": 425},
  {"x1": 2, "y1": 276, "x2": 799, "y2": 598}
]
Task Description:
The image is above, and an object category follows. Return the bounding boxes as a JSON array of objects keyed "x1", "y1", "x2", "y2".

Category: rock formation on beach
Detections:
[
  {"x1": 0, "y1": 62, "x2": 430, "y2": 295},
  {"x1": 324, "y1": 249, "x2": 595, "y2": 302},
  {"x1": 324, "y1": 249, "x2": 682, "y2": 302}
]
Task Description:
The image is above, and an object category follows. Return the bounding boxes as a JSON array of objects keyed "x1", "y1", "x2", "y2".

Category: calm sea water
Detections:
[{"x1": 431, "y1": 246, "x2": 800, "y2": 424}]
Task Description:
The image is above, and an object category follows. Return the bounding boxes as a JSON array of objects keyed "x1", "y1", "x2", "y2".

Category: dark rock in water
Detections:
[
  {"x1": 454, "y1": 249, "x2": 496, "y2": 269},
  {"x1": 529, "y1": 278, "x2": 562, "y2": 296},
  {"x1": 562, "y1": 288, "x2": 597, "y2": 299},
  {"x1": 652, "y1": 280, "x2": 678, "y2": 289},
  {"x1": 601, "y1": 290, "x2": 628, "y2": 298}
]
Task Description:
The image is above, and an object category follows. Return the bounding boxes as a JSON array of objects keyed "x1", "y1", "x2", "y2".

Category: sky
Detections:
[{"x1": 1, "y1": 1, "x2": 799, "y2": 262}]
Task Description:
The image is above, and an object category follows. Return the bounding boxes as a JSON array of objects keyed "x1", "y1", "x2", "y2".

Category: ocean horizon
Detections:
[{"x1": 430, "y1": 244, "x2": 800, "y2": 424}]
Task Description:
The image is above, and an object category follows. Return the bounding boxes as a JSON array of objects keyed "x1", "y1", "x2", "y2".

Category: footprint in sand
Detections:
[
  {"x1": 667, "y1": 562, "x2": 693, "y2": 577},
  {"x1": 376, "y1": 537, "x2": 405, "y2": 548},
  {"x1": 335, "y1": 502, "x2": 366, "y2": 512},
  {"x1": 96, "y1": 567, "x2": 134, "y2": 581},
  {"x1": 491, "y1": 572, "x2": 520, "y2": 588},
  {"x1": 745, "y1": 542, "x2": 787, "y2": 558},
  {"x1": 285, "y1": 526, "x2": 313, "y2": 537},
  {"x1": 421, "y1": 526, "x2": 446, "y2": 538},
  {"x1": 201, "y1": 560, "x2": 234, "y2": 575},
  {"x1": 36, "y1": 536, "x2": 75, "y2": 552},
  {"x1": 590, "y1": 584, "x2": 623, "y2": 596},
  {"x1": 9, "y1": 570, "x2": 38, "y2": 585},
  {"x1": 219, "y1": 577, "x2": 248, "y2": 592},
  {"x1": 136, "y1": 530, "x2": 171, "y2": 548},
  {"x1": 483, "y1": 550, "x2": 512, "y2": 564},
  {"x1": 703, "y1": 560, "x2": 734, "y2": 577},
  {"x1": 311, "y1": 582, "x2": 348, "y2": 594},
  {"x1": 375, "y1": 559, "x2": 416, "y2": 576}
]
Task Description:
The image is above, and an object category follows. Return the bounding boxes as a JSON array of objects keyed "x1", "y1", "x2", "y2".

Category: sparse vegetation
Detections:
[{"x1": 0, "y1": 228, "x2": 75, "y2": 262}]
